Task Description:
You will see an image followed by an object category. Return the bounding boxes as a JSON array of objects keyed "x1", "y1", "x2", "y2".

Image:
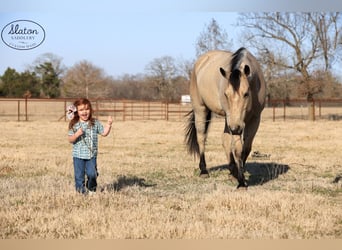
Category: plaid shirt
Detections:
[{"x1": 68, "y1": 120, "x2": 104, "y2": 159}]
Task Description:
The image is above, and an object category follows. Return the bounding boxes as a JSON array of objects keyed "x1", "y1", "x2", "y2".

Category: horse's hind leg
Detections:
[{"x1": 195, "y1": 108, "x2": 211, "y2": 177}]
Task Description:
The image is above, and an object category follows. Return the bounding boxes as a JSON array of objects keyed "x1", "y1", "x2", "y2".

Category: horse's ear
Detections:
[
  {"x1": 220, "y1": 67, "x2": 227, "y2": 78},
  {"x1": 244, "y1": 65, "x2": 250, "y2": 77}
]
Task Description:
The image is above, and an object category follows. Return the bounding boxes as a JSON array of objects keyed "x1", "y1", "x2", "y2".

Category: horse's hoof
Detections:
[
  {"x1": 200, "y1": 173, "x2": 210, "y2": 178},
  {"x1": 237, "y1": 183, "x2": 248, "y2": 190},
  {"x1": 199, "y1": 170, "x2": 210, "y2": 178}
]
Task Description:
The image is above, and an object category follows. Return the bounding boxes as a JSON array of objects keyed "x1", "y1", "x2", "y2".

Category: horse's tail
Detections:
[
  {"x1": 185, "y1": 110, "x2": 212, "y2": 158},
  {"x1": 185, "y1": 110, "x2": 200, "y2": 158}
]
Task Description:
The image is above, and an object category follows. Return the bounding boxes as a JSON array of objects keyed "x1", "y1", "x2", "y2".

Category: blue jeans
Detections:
[{"x1": 73, "y1": 157, "x2": 98, "y2": 193}]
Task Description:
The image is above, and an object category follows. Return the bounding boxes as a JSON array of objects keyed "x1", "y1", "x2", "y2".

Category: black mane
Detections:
[
  {"x1": 230, "y1": 47, "x2": 247, "y2": 73},
  {"x1": 229, "y1": 47, "x2": 247, "y2": 90}
]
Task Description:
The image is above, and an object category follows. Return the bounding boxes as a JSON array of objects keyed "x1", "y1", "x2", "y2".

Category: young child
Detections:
[{"x1": 67, "y1": 98, "x2": 112, "y2": 194}]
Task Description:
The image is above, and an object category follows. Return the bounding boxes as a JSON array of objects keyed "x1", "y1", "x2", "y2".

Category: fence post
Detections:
[
  {"x1": 131, "y1": 101, "x2": 133, "y2": 120},
  {"x1": 17, "y1": 100, "x2": 20, "y2": 121},
  {"x1": 179, "y1": 103, "x2": 181, "y2": 121},
  {"x1": 95, "y1": 99, "x2": 99, "y2": 119},
  {"x1": 283, "y1": 100, "x2": 286, "y2": 121},
  {"x1": 312, "y1": 100, "x2": 315, "y2": 121},
  {"x1": 166, "y1": 102, "x2": 169, "y2": 121},
  {"x1": 123, "y1": 101, "x2": 126, "y2": 121},
  {"x1": 272, "y1": 102, "x2": 275, "y2": 122},
  {"x1": 64, "y1": 100, "x2": 67, "y2": 122},
  {"x1": 25, "y1": 97, "x2": 28, "y2": 121},
  {"x1": 308, "y1": 101, "x2": 315, "y2": 121}
]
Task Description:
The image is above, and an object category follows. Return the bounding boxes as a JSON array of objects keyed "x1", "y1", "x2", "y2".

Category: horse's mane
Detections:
[
  {"x1": 230, "y1": 47, "x2": 247, "y2": 72},
  {"x1": 229, "y1": 47, "x2": 247, "y2": 91}
]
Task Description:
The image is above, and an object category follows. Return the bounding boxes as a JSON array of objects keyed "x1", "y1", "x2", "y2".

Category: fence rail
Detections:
[
  {"x1": 1, "y1": 98, "x2": 342, "y2": 122},
  {"x1": 266, "y1": 99, "x2": 342, "y2": 121},
  {"x1": 0, "y1": 98, "x2": 192, "y2": 122}
]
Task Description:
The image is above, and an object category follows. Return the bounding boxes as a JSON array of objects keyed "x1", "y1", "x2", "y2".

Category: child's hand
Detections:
[
  {"x1": 107, "y1": 116, "x2": 113, "y2": 126},
  {"x1": 76, "y1": 127, "x2": 83, "y2": 137},
  {"x1": 102, "y1": 116, "x2": 113, "y2": 137}
]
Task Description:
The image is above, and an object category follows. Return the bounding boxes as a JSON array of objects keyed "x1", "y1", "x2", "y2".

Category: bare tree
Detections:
[
  {"x1": 62, "y1": 60, "x2": 110, "y2": 98},
  {"x1": 238, "y1": 12, "x2": 342, "y2": 99},
  {"x1": 109, "y1": 73, "x2": 158, "y2": 100},
  {"x1": 308, "y1": 12, "x2": 342, "y2": 71},
  {"x1": 177, "y1": 57, "x2": 194, "y2": 81},
  {"x1": 195, "y1": 18, "x2": 233, "y2": 57},
  {"x1": 145, "y1": 56, "x2": 179, "y2": 101},
  {"x1": 30, "y1": 53, "x2": 66, "y2": 77}
]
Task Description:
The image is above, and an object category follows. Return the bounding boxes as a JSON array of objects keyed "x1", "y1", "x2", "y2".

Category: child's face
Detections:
[{"x1": 77, "y1": 104, "x2": 90, "y2": 122}]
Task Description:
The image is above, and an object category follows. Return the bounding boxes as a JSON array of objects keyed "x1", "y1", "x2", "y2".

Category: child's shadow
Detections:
[
  {"x1": 210, "y1": 162, "x2": 290, "y2": 186},
  {"x1": 101, "y1": 175, "x2": 156, "y2": 192}
]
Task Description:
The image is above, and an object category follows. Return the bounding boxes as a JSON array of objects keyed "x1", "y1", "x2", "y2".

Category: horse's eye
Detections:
[{"x1": 243, "y1": 92, "x2": 249, "y2": 98}]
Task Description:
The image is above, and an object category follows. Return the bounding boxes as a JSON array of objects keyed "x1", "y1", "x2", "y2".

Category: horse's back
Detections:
[
  {"x1": 194, "y1": 50, "x2": 232, "y2": 81},
  {"x1": 191, "y1": 50, "x2": 233, "y2": 114}
]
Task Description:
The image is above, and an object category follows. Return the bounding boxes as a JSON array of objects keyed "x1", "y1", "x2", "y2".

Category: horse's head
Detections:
[{"x1": 220, "y1": 64, "x2": 252, "y2": 135}]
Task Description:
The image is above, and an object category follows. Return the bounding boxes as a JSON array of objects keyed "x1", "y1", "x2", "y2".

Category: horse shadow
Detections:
[
  {"x1": 101, "y1": 175, "x2": 156, "y2": 192},
  {"x1": 209, "y1": 162, "x2": 290, "y2": 186}
]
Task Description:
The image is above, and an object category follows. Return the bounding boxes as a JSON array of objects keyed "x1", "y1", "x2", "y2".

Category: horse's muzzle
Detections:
[{"x1": 228, "y1": 125, "x2": 243, "y2": 135}]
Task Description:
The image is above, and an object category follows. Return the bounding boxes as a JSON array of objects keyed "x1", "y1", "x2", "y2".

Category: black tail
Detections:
[
  {"x1": 185, "y1": 110, "x2": 199, "y2": 157},
  {"x1": 184, "y1": 110, "x2": 211, "y2": 158}
]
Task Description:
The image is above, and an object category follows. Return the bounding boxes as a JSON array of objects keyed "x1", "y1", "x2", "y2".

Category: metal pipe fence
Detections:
[
  {"x1": 0, "y1": 98, "x2": 192, "y2": 122},
  {"x1": 1, "y1": 98, "x2": 342, "y2": 122}
]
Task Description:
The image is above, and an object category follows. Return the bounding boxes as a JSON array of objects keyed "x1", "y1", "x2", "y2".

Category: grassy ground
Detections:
[{"x1": 0, "y1": 117, "x2": 341, "y2": 239}]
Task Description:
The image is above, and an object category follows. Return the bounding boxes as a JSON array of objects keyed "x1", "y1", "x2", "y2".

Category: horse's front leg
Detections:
[
  {"x1": 232, "y1": 135, "x2": 247, "y2": 188},
  {"x1": 223, "y1": 132, "x2": 247, "y2": 188}
]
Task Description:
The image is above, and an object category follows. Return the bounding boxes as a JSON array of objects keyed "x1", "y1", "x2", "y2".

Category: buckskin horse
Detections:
[{"x1": 185, "y1": 48, "x2": 266, "y2": 188}]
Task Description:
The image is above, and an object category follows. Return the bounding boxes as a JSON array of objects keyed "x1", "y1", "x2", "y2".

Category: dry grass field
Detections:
[{"x1": 0, "y1": 115, "x2": 341, "y2": 239}]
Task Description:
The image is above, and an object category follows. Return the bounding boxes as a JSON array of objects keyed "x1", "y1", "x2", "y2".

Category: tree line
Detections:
[
  {"x1": 1, "y1": 13, "x2": 342, "y2": 101},
  {"x1": 0, "y1": 53, "x2": 191, "y2": 101}
]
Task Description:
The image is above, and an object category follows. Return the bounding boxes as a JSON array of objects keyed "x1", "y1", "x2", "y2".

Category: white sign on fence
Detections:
[{"x1": 181, "y1": 95, "x2": 191, "y2": 104}]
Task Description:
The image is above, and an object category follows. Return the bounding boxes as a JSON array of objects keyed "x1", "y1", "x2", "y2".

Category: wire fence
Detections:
[{"x1": 1, "y1": 98, "x2": 342, "y2": 122}]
